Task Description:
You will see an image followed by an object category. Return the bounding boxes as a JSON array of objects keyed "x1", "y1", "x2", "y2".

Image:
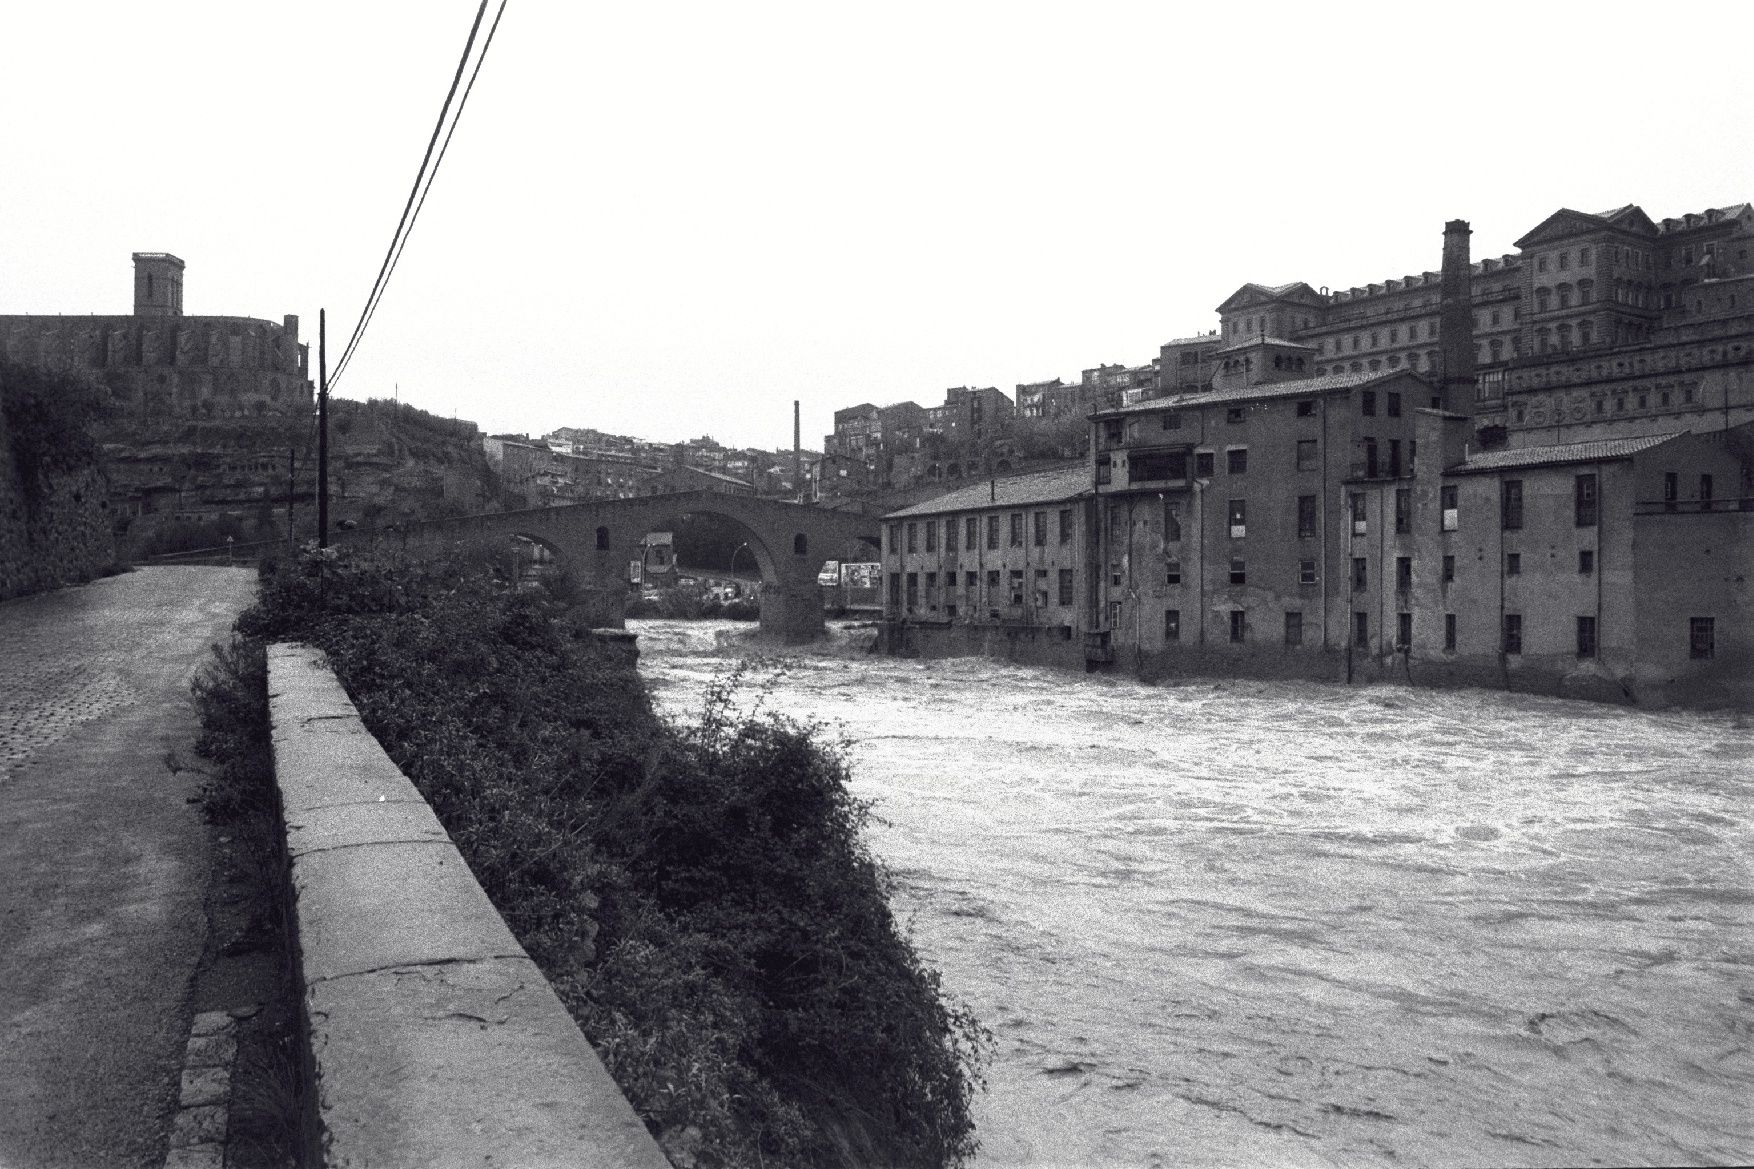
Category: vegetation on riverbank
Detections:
[
  {"x1": 625, "y1": 579, "x2": 759, "y2": 621},
  {"x1": 199, "y1": 546, "x2": 986, "y2": 1168}
]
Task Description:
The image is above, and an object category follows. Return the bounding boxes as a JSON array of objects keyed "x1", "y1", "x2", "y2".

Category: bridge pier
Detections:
[{"x1": 759, "y1": 581, "x2": 826, "y2": 644}]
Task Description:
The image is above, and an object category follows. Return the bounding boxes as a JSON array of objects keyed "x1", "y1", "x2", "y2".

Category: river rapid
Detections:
[{"x1": 630, "y1": 618, "x2": 1754, "y2": 1168}]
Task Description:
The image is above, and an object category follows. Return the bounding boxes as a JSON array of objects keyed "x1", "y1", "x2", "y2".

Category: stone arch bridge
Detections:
[{"x1": 341, "y1": 491, "x2": 880, "y2": 642}]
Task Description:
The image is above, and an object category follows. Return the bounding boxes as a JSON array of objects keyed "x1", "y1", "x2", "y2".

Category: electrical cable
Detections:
[
  {"x1": 331, "y1": 0, "x2": 504, "y2": 388},
  {"x1": 333, "y1": 0, "x2": 507, "y2": 387}
]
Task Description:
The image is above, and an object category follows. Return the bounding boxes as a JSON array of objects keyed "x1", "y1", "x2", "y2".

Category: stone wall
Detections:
[{"x1": 0, "y1": 408, "x2": 116, "y2": 602}]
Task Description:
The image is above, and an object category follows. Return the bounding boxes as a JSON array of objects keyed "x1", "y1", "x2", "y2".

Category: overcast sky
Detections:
[{"x1": 4, "y1": 2, "x2": 1752, "y2": 451}]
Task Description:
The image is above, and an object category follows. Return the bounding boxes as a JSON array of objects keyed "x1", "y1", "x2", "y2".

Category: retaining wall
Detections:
[
  {"x1": 0, "y1": 412, "x2": 115, "y2": 601},
  {"x1": 266, "y1": 642, "x2": 669, "y2": 1168}
]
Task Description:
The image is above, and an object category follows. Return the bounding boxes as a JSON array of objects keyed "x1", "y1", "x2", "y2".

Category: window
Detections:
[
  {"x1": 1579, "y1": 549, "x2": 1594, "y2": 574},
  {"x1": 1352, "y1": 557, "x2": 1368, "y2": 592},
  {"x1": 1574, "y1": 474, "x2": 1598, "y2": 526},
  {"x1": 888, "y1": 572, "x2": 901, "y2": 608},
  {"x1": 1395, "y1": 555, "x2": 1412, "y2": 593},
  {"x1": 1058, "y1": 568, "x2": 1074, "y2": 606},
  {"x1": 1576, "y1": 615, "x2": 1597, "y2": 659},
  {"x1": 906, "y1": 522, "x2": 918, "y2": 553},
  {"x1": 1164, "y1": 501, "x2": 1182, "y2": 542},
  {"x1": 1228, "y1": 499, "x2": 1247, "y2": 539},
  {"x1": 596, "y1": 525, "x2": 611, "y2": 550},
  {"x1": 945, "y1": 518, "x2": 958, "y2": 554},
  {"x1": 1388, "y1": 392, "x2": 1402, "y2": 418},
  {"x1": 1162, "y1": 411, "x2": 1183, "y2": 430},
  {"x1": 1362, "y1": 390, "x2": 1377, "y2": 417},
  {"x1": 1008, "y1": 570, "x2": 1025, "y2": 605},
  {"x1": 1033, "y1": 569, "x2": 1049, "y2": 607},
  {"x1": 1132, "y1": 449, "x2": 1187, "y2": 481},
  {"x1": 1442, "y1": 554, "x2": 1455, "y2": 582},
  {"x1": 1230, "y1": 558, "x2": 1247, "y2": 585},
  {"x1": 1395, "y1": 488, "x2": 1411, "y2": 533},
  {"x1": 1299, "y1": 559, "x2": 1317, "y2": 585},
  {"x1": 1444, "y1": 613, "x2": 1457, "y2": 651},
  {"x1": 1164, "y1": 609, "x2": 1180, "y2": 641},
  {"x1": 1700, "y1": 474, "x2": 1714, "y2": 505},
  {"x1": 965, "y1": 570, "x2": 977, "y2": 595},
  {"x1": 1297, "y1": 494, "x2": 1317, "y2": 538},
  {"x1": 1397, "y1": 612, "x2": 1413, "y2": 650},
  {"x1": 1441, "y1": 484, "x2": 1458, "y2": 531},
  {"x1": 1354, "y1": 611, "x2": 1369, "y2": 648},
  {"x1": 1195, "y1": 452, "x2": 1215, "y2": 477},
  {"x1": 1501, "y1": 480, "x2": 1524, "y2": 530},
  {"x1": 1296, "y1": 399, "x2": 1315, "y2": 417},
  {"x1": 986, "y1": 516, "x2": 999, "y2": 549},
  {"x1": 1059, "y1": 508, "x2": 1073, "y2": 544},
  {"x1": 1229, "y1": 610, "x2": 1247, "y2": 643},
  {"x1": 1110, "y1": 561, "x2": 1122, "y2": 587},
  {"x1": 925, "y1": 521, "x2": 936, "y2": 552},
  {"x1": 1502, "y1": 613, "x2": 1522, "y2": 654},
  {"x1": 1388, "y1": 439, "x2": 1402, "y2": 478},
  {"x1": 1007, "y1": 513, "x2": 1023, "y2": 547},
  {"x1": 1033, "y1": 511, "x2": 1048, "y2": 546},
  {"x1": 1226, "y1": 407, "x2": 1246, "y2": 424},
  {"x1": 1165, "y1": 560, "x2": 1182, "y2": 585},
  {"x1": 986, "y1": 568, "x2": 1000, "y2": 600},
  {"x1": 1296, "y1": 439, "x2": 1318, "y2": 471},
  {"x1": 1285, "y1": 611, "x2": 1303, "y2": 647},
  {"x1": 1664, "y1": 472, "x2": 1678, "y2": 512},
  {"x1": 966, "y1": 517, "x2": 979, "y2": 548},
  {"x1": 1690, "y1": 616, "x2": 1715, "y2": 659},
  {"x1": 1506, "y1": 552, "x2": 1521, "y2": 575},
  {"x1": 925, "y1": 571, "x2": 938, "y2": 607},
  {"x1": 905, "y1": 572, "x2": 919, "y2": 610},
  {"x1": 1364, "y1": 438, "x2": 1379, "y2": 478},
  {"x1": 1351, "y1": 493, "x2": 1368, "y2": 536},
  {"x1": 1227, "y1": 448, "x2": 1249, "y2": 474}
]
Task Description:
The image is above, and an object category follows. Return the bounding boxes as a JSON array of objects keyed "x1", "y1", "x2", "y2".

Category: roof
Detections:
[
  {"x1": 884, "y1": 463, "x2": 1092, "y2": 518},
  {"x1": 1447, "y1": 433, "x2": 1679, "y2": 475},
  {"x1": 1215, "y1": 334, "x2": 1315, "y2": 355},
  {"x1": 1096, "y1": 369, "x2": 1422, "y2": 415}
]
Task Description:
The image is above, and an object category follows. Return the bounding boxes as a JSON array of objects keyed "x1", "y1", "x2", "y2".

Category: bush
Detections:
[{"x1": 226, "y1": 548, "x2": 985, "y2": 1167}]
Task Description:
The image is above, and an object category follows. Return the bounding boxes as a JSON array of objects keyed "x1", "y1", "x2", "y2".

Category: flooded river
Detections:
[{"x1": 631, "y1": 619, "x2": 1754, "y2": 1168}]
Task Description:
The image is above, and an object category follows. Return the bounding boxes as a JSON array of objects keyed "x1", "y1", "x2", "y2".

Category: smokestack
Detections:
[
  {"x1": 1438, "y1": 219, "x2": 1475, "y2": 415},
  {"x1": 792, "y1": 400, "x2": 801, "y2": 503}
]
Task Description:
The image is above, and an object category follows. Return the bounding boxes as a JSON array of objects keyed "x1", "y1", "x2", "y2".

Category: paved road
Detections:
[{"x1": 0, "y1": 568, "x2": 257, "y2": 1169}]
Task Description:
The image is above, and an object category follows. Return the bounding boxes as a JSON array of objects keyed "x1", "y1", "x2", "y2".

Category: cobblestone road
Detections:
[{"x1": 0, "y1": 568, "x2": 257, "y2": 1168}]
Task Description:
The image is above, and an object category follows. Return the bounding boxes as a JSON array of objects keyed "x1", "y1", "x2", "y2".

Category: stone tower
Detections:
[
  {"x1": 132, "y1": 252, "x2": 184, "y2": 317},
  {"x1": 1437, "y1": 221, "x2": 1474, "y2": 415}
]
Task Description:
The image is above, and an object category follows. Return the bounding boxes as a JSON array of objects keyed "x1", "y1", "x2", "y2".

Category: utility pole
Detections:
[
  {"x1": 287, "y1": 447, "x2": 296, "y2": 557},
  {"x1": 318, "y1": 308, "x2": 330, "y2": 548}
]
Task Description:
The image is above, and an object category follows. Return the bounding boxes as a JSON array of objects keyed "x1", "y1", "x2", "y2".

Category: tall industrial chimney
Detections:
[
  {"x1": 1437, "y1": 220, "x2": 1475, "y2": 415},
  {"x1": 793, "y1": 400, "x2": 802, "y2": 502}
]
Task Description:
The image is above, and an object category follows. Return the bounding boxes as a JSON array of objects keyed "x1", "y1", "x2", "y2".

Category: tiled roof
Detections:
[
  {"x1": 1448, "y1": 433, "x2": 1679, "y2": 474},
  {"x1": 1096, "y1": 369, "x2": 1420, "y2": 415},
  {"x1": 884, "y1": 463, "x2": 1091, "y2": 518}
]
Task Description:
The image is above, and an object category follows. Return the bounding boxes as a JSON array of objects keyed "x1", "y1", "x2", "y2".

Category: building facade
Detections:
[
  {"x1": 878, "y1": 202, "x2": 1754, "y2": 707},
  {"x1": 0, "y1": 253, "x2": 312, "y2": 420}
]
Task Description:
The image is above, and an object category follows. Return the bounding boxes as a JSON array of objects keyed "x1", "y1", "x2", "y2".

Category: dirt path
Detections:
[{"x1": 0, "y1": 568, "x2": 257, "y2": 1168}]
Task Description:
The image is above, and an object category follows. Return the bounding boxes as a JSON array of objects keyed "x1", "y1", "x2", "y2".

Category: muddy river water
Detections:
[{"x1": 631, "y1": 619, "x2": 1753, "y2": 1168}]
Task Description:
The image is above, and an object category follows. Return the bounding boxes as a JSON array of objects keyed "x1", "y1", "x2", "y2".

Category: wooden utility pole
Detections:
[
  {"x1": 287, "y1": 447, "x2": 296, "y2": 557},
  {"x1": 317, "y1": 308, "x2": 330, "y2": 547}
]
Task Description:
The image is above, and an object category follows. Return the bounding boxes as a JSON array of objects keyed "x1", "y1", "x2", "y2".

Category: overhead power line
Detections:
[{"x1": 331, "y1": 0, "x2": 508, "y2": 389}]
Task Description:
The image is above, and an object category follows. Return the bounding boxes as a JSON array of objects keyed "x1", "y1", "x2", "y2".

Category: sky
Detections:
[{"x1": 4, "y1": 2, "x2": 1753, "y2": 452}]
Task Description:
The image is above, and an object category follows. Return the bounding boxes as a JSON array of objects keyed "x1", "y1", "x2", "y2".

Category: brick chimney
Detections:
[{"x1": 1437, "y1": 220, "x2": 1474, "y2": 415}]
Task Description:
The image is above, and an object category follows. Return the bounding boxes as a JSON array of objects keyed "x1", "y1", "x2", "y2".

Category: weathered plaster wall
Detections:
[{"x1": 0, "y1": 412, "x2": 116, "y2": 602}]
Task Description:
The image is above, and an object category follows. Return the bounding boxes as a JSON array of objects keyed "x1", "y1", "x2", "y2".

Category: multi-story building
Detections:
[
  {"x1": 880, "y1": 203, "x2": 1754, "y2": 707},
  {"x1": 481, "y1": 436, "x2": 660, "y2": 506},
  {"x1": 878, "y1": 464, "x2": 1094, "y2": 664},
  {"x1": 0, "y1": 252, "x2": 312, "y2": 420}
]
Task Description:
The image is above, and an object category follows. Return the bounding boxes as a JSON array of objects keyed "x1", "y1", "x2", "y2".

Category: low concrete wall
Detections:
[{"x1": 266, "y1": 643, "x2": 669, "y2": 1169}]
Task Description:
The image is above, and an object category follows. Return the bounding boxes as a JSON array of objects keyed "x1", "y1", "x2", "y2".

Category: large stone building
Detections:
[
  {"x1": 0, "y1": 253, "x2": 313, "y2": 420},
  {"x1": 880, "y1": 202, "x2": 1754, "y2": 707}
]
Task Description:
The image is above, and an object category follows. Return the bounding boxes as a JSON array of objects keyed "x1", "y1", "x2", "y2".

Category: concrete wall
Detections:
[
  {"x1": 0, "y1": 410, "x2": 116, "y2": 602},
  {"x1": 265, "y1": 643, "x2": 668, "y2": 1169}
]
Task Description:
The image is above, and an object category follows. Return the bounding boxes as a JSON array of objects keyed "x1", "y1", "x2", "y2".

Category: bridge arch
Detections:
[{"x1": 350, "y1": 490, "x2": 879, "y2": 643}]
